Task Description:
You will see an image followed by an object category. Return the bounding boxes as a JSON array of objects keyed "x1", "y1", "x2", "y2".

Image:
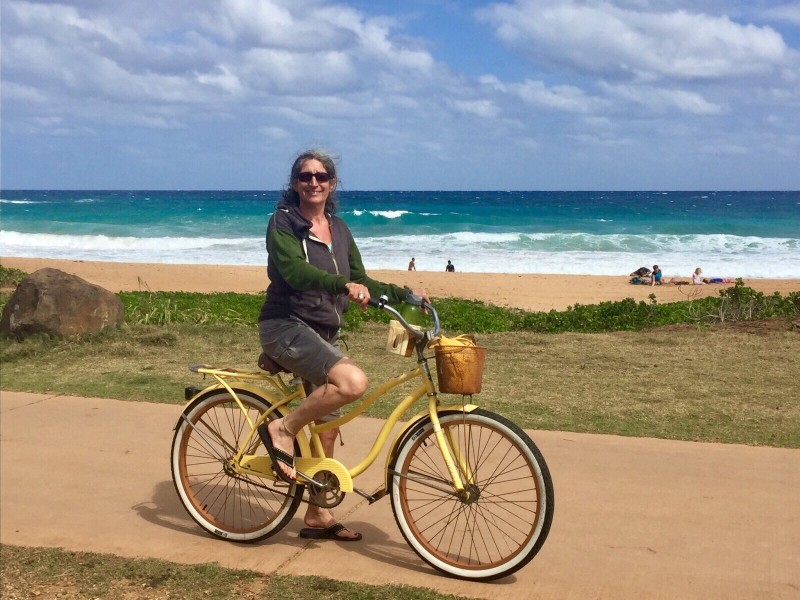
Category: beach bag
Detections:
[{"x1": 431, "y1": 335, "x2": 487, "y2": 395}]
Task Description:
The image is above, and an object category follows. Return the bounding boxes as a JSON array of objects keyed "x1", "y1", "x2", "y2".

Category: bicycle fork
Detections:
[{"x1": 427, "y1": 397, "x2": 480, "y2": 501}]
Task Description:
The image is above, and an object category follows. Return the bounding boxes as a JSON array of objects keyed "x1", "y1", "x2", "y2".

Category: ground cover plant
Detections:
[
  {"x1": 2, "y1": 318, "x2": 798, "y2": 447},
  {"x1": 114, "y1": 280, "x2": 800, "y2": 333},
  {"x1": 1, "y1": 263, "x2": 798, "y2": 448},
  {"x1": 2, "y1": 266, "x2": 799, "y2": 595},
  {"x1": 0, "y1": 545, "x2": 463, "y2": 600}
]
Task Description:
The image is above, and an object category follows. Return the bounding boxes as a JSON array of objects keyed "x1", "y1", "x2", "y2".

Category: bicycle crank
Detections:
[{"x1": 304, "y1": 470, "x2": 344, "y2": 508}]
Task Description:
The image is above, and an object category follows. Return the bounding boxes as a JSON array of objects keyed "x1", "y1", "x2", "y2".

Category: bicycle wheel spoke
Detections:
[
  {"x1": 391, "y1": 409, "x2": 553, "y2": 580},
  {"x1": 172, "y1": 392, "x2": 303, "y2": 541}
]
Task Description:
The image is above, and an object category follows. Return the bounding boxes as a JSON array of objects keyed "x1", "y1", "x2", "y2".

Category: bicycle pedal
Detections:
[{"x1": 354, "y1": 487, "x2": 386, "y2": 504}]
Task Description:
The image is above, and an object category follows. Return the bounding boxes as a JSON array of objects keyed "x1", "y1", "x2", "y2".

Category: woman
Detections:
[
  {"x1": 651, "y1": 265, "x2": 663, "y2": 286},
  {"x1": 692, "y1": 267, "x2": 706, "y2": 285},
  {"x1": 258, "y1": 149, "x2": 428, "y2": 542}
]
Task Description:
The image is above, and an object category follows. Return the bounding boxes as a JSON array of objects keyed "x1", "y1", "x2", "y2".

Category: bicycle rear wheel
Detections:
[
  {"x1": 389, "y1": 409, "x2": 553, "y2": 580},
  {"x1": 171, "y1": 389, "x2": 302, "y2": 542}
]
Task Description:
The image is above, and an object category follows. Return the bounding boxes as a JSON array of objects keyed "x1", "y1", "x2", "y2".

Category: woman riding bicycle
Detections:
[{"x1": 258, "y1": 149, "x2": 428, "y2": 541}]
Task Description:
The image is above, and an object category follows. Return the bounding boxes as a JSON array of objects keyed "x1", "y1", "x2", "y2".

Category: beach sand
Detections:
[{"x1": 3, "y1": 256, "x2": 798, "y2": 312}]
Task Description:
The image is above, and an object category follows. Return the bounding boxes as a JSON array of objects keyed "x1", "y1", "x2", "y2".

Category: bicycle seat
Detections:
[{"x1": 257, "y1": 352, "x2": 291, "y2": 375}]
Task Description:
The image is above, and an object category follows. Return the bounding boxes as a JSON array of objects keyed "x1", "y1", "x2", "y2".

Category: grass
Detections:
[
  {"x1": 2, "y1": 264, "x2": 799, "y2": 593},
  {"x1": 1, "y1": 263, "x2": 798, "y2": 447},
  {"x1": 0, "y1": 545, "x2": 463, "y2": 600},
  {"x1": 2, "y1": 319, "x2": 799, "y2": 447}
]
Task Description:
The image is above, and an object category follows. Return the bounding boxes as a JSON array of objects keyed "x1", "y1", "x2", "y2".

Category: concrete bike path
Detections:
[{"x1": 1, "y1": 391, "x2": 798, "y2": 600}]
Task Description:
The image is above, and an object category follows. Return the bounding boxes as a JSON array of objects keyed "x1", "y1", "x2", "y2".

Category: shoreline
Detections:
[{"x1": 3, "y1": 256, "x2": 799, "y2": 312}]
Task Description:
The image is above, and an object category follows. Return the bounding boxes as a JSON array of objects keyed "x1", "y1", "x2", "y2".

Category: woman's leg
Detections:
[
  {"x1": 267, "y1": 358, "x2": 367, "y2": 480},
  {"x1": 300, "y1": 426, "x2": 361, "y2": 539}
]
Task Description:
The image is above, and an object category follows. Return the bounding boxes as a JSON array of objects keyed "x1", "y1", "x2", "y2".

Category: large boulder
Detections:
[{"x1": 0, "y1": 268, "x2": 125, "y2": 339}]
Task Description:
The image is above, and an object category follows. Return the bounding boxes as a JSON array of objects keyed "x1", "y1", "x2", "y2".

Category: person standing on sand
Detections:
[
  {"x1": 446, "y1": 260, "x2": 455, "y2": 272},
  {"x1": 257, "y1": 149, "x2": 429, "y2": 542},
  {"x1": 408, "y1": 257, "x2": 416, "y2": 271}
]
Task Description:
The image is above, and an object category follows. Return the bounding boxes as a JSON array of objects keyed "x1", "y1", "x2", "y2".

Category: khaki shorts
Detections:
[{"x1": 258, "y1": 317, "x2": 345, "y2": 421}]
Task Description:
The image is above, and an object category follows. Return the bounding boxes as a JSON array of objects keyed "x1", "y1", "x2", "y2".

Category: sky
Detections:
[{"x1": 2, "y1": 0, "x2": 799, "y2": 191}]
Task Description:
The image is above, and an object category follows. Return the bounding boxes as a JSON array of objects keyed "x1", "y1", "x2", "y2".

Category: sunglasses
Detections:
[{"x1": 297, "y1": 171, "x2": 332, "y2": 183}]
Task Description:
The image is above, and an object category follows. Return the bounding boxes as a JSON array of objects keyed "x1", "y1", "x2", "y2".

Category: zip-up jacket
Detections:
[{"x1": 259, "y1": 202, "x2": 408, "y2": 334}]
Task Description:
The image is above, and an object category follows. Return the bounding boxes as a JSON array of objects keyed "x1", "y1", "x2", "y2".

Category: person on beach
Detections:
[
  {"x1": 692, "y1": 267, "x2": 706, "y2": 285},
  {"x1": 408, "y1": 257, "x2": 416, "y2": 271},
  {"x1": 629, "y1": 265, "x2": 652, "y2": 284},
  {"x1": 446, "y1": 260, "x2": 455, "y2": 272},
  {"x1": 651, "y1": 265, "x2": 664, "y2": 286},
  {"x1": 630, "y1": 266, "x2": 652, "y2": 278},
  {"x1": 257, "y1": 149, "x2": 428, "y2": 542}
]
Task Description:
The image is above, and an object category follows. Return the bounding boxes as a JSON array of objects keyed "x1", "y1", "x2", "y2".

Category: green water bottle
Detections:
[{"x1": 397, "y1": 301, "x2": 425, "y2": 326}]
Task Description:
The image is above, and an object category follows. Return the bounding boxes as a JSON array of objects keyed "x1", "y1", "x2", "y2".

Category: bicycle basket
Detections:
[{"x1": 433, "y1": 337, "x2": 487, "y2": 395}]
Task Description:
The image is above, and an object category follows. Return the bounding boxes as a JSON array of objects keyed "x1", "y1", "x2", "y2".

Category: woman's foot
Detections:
[
  {"x1": 298, "y1": 522, "x2": 362, "y2": 542},
  {"x1": 303, "y1": 506, "x2": 362, "y2": 541},
  {"x1": 266, "y1": 418, "x2": 296, "y2": 480}
]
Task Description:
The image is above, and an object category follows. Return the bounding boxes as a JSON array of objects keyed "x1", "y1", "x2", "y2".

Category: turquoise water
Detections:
[{"x1": 1, "y1": 190, "x2": 798, "y2": 277}]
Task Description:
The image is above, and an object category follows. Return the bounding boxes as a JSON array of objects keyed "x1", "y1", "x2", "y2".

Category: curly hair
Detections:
[{"x1": 281, "y1": 149, "x2": 339, "y2": 214}]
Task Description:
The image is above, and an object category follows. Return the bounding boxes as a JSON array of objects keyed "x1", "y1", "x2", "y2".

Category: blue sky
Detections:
[{"x1": 2, "y1": 0, "x2": 799, "y2": 190}]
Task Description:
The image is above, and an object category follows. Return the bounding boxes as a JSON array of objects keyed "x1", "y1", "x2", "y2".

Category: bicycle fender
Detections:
[
  {"x1": 180, "y1": 381, "x2": 274, "y2": 409},
  {"x1": 176, "y1": 383, "x2": 312, "y2": 457},
  {"x1": 381, "y1": 404, "x2": 479, "y2": 493}
]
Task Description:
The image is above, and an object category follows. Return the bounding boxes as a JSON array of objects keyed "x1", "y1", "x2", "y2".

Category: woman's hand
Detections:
[
  {"x1": 410, "y1": 288, "x2": 430, "y2": 305},
  {"x1": 345, "y1": 282, "x2": 370, "y2": 309},
  {"x1": 409, "y1": 288, "x2": 431, "y2": 313}
]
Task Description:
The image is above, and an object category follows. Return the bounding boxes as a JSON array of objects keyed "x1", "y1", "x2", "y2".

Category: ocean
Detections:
[{"x1": 1, "y1": 190, "x2": 798, "y2": 278}]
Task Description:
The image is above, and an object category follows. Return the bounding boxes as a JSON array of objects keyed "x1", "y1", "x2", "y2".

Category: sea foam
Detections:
[{"x1": 2, "y1": 229, "x2": 798, "y2": 278}]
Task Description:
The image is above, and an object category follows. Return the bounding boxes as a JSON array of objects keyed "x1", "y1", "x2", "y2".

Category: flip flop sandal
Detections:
[
  {"x1": 257, "y1": 423, "x2": 295, "y2": 484},
  {"x1": 298, "y1": 522, "x2": 363, "y2": 542}
]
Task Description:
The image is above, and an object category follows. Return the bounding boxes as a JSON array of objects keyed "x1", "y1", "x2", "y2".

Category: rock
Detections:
[{"x1": 0, "y1": 268, "x2": 125, "y2": 338}]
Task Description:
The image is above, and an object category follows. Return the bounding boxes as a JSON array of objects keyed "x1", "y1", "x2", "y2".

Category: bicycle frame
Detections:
[
  {"x1": 180, "y1": 298, "x2": 480, "y2": 499},
  {"x1": 184, "y1": 352, "x2": 479, "y2": 498}
]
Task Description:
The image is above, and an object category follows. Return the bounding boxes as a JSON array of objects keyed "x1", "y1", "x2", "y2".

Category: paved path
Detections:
[{"x1": 1, "y1": 391, "x2": 798, "y2": 599}]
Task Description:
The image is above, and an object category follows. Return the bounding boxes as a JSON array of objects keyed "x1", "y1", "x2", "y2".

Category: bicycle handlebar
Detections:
[{"x1": 368, "y1": 294, "x2": 441, "y2": 340}]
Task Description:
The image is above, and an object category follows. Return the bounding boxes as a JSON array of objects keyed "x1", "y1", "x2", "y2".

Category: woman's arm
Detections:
[
  {"x1": 268, "y1": 228, "x2": 348, "y2": 294},
  {"x1": 347, "y1": 236, "x2": 408, "y2": 302}
]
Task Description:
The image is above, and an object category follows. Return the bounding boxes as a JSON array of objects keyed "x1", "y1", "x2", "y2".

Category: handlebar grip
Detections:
[
  {"x1": 404, "y1": 292, "x2": 424, "y2": 306},
  {"x1": 367, "y1": 297, "x2": 382, "y2": 308}
]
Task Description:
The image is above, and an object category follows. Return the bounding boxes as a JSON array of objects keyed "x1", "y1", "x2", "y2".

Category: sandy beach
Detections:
[
  {"x1": 0, "y1": 257, "x2": 800, "y2": 310},
  {"x1": 3, "y1": 256, "x2": 799, "y2": 311}
]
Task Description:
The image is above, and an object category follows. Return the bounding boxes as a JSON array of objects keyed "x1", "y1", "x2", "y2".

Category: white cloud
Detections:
[
  {"x1": 2, "y1": 0, "x2": 799, "y2": 189},
  {"x1": 196, "y1": 66, "x2": 244, "y2": 95},
  {"x1": 477, "y1": 0, "x2": 788, "y2": 81},
  {"x1": 493, "y1": 77, "x2": 597, "y2": 112},
  {"x1": 207, "y1": 0, "x2": 357, "y2": 51},
  {"x1": 760, "y1": 2, "x2": 800, "y2": 26},
  {"x1": 602, "y1": 82, "x2": 724, "y2": 114},
  {"x1": 449, "y1": 98, "x2": 501, "y2": 118},
  {"x1": 259, "y1": 125, "x2": 291, "y2": 140}
]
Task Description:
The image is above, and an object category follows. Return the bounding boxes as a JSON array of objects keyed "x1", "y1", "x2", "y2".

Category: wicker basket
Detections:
[{"x1": 434, "y1": 345, "x2": 487, "y2": 395}]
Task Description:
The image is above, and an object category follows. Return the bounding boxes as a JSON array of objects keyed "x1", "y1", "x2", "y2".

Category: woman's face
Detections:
[{"x1": 292, "y1": 158, "x2": 333, "y2": 209}]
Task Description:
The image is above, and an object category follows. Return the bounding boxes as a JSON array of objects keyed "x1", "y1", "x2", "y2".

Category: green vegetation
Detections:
[
  {"x1": 1, "y1": 265, "x2": 799, "y2": 594},
  {"x1": 1, "y1": 264, "x2": 798, "y2": 448},
  {"x1": 113, "y1": 280, "x2": 800, "y2": 333},
  {"x1": 2, "y1": 319, "x2": 798, "y2": 447},
  {"x1": 3, "y1": 264, "x2": 798, "y2": 334},
  {"x1": 0, "y1": 265, "x2": 27, "y2": 289},
  {"x1": 0, "y1": 545, "x2": 462, "y2": 600}
]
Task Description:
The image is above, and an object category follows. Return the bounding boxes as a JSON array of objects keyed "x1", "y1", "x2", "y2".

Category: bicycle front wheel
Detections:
[
  {"x1": 389, "y1": 409, "x2": 554, "y2": 580},
  {"x1": 171, "y1": 389, "x2": 303, "y2": 542}
]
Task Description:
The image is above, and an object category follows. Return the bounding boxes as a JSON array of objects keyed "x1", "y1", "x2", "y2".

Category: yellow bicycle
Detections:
[{"x1": 170, "y1": 298, "x2": 553, "y2": 580}]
